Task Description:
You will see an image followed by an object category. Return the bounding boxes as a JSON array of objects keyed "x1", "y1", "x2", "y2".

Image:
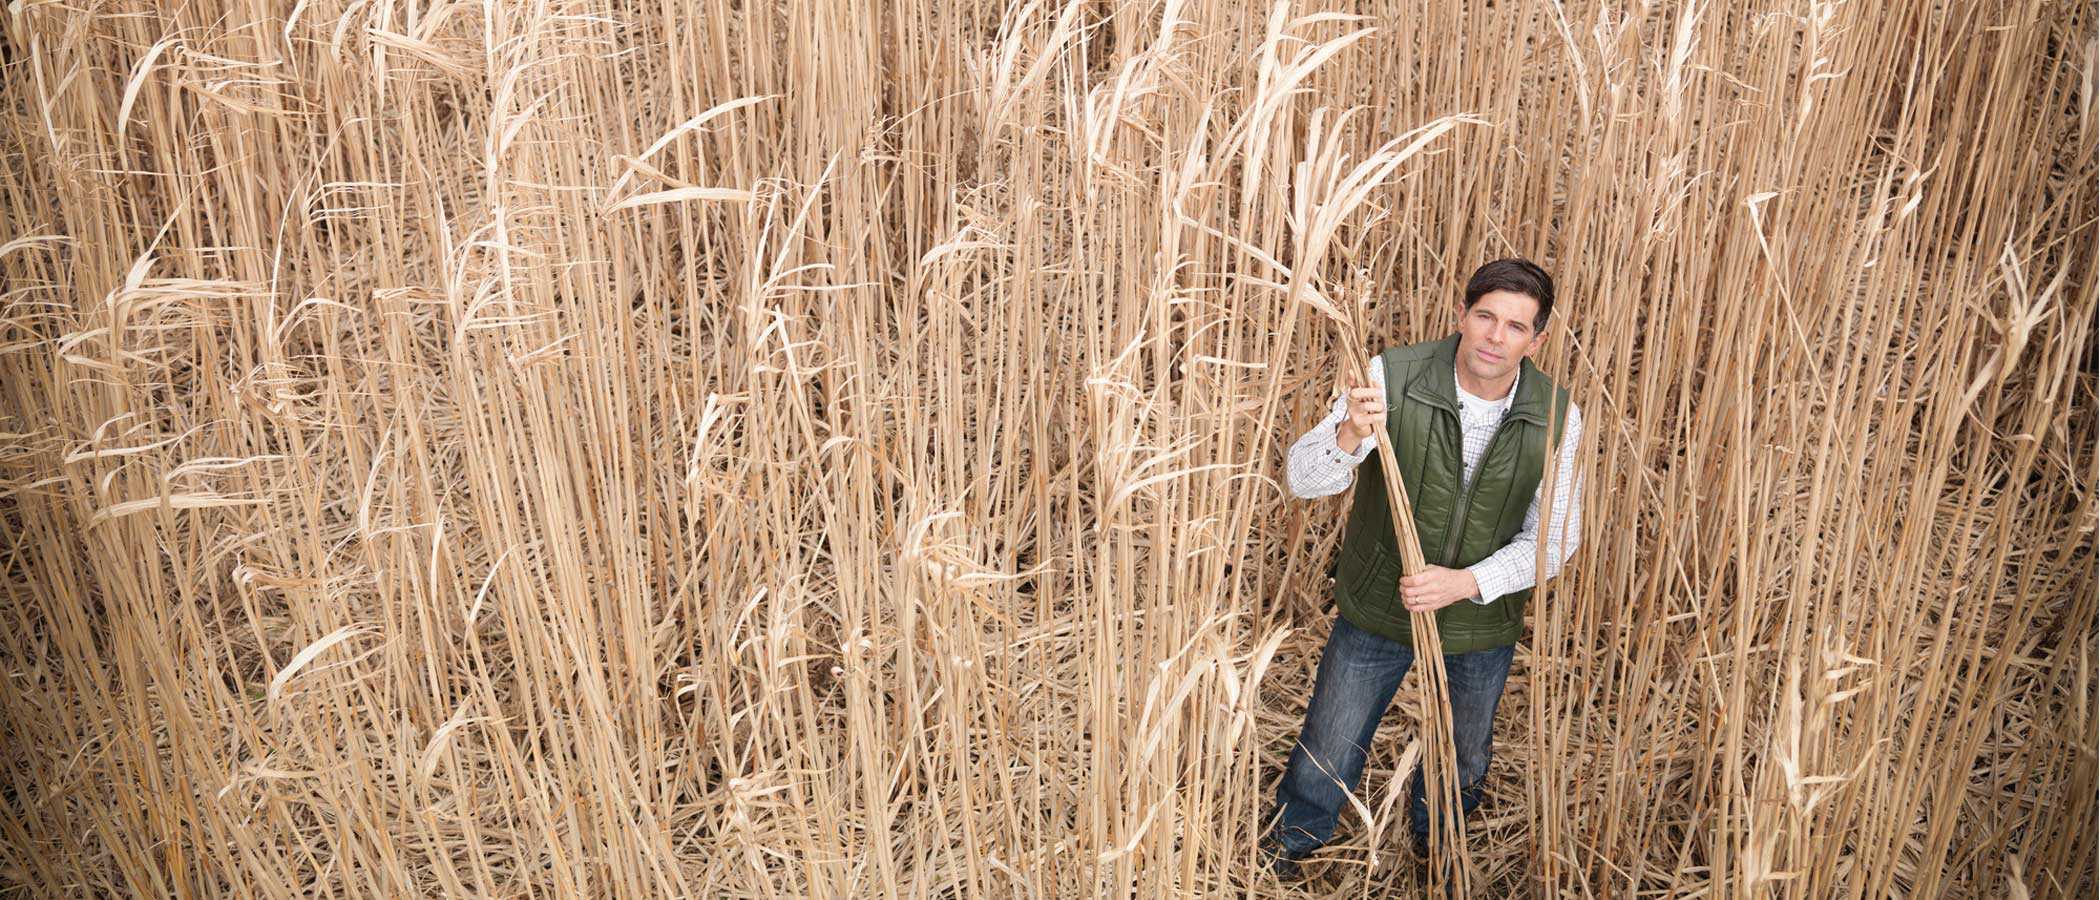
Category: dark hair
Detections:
[{"x1": 1463, "y1": 257, "x2": 1555, "y2": 331}]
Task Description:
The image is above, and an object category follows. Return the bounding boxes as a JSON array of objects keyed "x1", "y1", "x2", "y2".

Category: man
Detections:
[{"x1": 1261, "y1": 258, "x2": 1584, "y2": 881}]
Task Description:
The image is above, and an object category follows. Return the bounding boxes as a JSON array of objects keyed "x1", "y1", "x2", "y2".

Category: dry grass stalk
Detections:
[{"x1": 0, "y1": 1, "x2": 2092, "y2": 899}]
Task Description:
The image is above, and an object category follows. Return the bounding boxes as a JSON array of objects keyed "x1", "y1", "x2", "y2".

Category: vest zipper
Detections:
[{"x1": 1440, "y1": 415, "x2": 1513, "y2": 568}]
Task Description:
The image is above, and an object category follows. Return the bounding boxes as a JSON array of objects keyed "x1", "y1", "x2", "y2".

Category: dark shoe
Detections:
[
  {"x1": 1259, "y1": 842, "x2": 1308, "y2": 882},
  {"x1": 1270, "y1": 854, "x2": 1303, "y2": 882},
  {"x1": 1412, "y1": 836, "x2": 1468, "y2": 899}
]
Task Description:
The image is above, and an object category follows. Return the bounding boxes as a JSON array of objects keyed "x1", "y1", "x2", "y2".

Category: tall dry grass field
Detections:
[{"x1": 1, "y1": 1, "x2": 2093, "y2": 897}]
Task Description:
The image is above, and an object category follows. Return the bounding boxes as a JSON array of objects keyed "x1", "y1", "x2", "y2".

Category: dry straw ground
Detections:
[{"x1": 1, "y1": 1, "x2": 2094, "y2": 898}]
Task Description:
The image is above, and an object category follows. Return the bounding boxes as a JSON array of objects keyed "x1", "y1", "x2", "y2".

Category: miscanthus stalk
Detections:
[{"x1": 0, "y1": 2, "x2": 2090, "y2": 899}]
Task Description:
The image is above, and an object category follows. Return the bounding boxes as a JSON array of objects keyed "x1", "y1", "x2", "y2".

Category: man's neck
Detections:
[{"x1": 1455, "y1": 365, "x2": 1517, "y2": 401}]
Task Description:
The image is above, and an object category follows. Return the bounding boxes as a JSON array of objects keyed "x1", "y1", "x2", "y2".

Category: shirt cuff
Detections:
[
  {"x1": 1466, "y1": 563, "x2": 1505, "y2": 605},
  {"x1": 1328, "y1": 430, "x2": 1376, "y2": 464}
]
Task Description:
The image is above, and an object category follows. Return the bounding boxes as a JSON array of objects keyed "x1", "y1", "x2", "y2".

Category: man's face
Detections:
[{"x1": 1455, "y1": 290, "x2": 1547, "y2": 388}]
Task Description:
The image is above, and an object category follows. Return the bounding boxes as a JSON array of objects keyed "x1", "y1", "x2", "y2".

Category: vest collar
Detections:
[{"x1": 1403, "y1": 333, "x2": 1555, "y2": 426}]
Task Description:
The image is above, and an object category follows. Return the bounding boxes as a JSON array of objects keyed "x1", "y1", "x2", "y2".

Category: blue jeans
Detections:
[{"x1": 1268, "y1": 614, "x2": 1515, "y2": 856}]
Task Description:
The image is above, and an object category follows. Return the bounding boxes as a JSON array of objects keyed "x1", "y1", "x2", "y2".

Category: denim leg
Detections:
[
  {"x1": 1407, "y1": 643, "x2": 1516, "y2": 842},
  {"x1": 1269, "y1": 616, "x2": 1414, "y2": 856}
]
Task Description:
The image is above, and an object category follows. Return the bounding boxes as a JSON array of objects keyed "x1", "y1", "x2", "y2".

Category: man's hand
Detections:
[
  {"x1": 1334, "y1": 386, "x2": 1386, "y2": 454},
  {"x1": 1399, "y1": 566, "x2": 1479, "y2": 612}
]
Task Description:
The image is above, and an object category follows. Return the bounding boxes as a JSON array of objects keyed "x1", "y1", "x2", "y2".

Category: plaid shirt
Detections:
[{"x1": 1286, "y1": 356, "x2": 1584, "y2": 605}]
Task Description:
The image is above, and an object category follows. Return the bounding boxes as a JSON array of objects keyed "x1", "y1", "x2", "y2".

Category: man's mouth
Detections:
[{"x1": 1476, "y1": 348, "x2": 1502, "y2": 363}]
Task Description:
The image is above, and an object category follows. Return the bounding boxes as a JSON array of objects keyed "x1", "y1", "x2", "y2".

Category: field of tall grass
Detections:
[{"x1": 2, "y1": 1, "x2": 2093, "y2": 897}]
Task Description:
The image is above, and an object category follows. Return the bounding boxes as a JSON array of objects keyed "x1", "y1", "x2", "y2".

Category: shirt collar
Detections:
[{"x1": 1452, "y1": 361, "x2": 1519, "y2": 417}]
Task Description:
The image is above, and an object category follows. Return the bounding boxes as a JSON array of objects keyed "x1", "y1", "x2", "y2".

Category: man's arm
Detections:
[
  {"x1": 1284, "y1": 358, "x2": 1386, "y2": 499},
  {"x1": 1465, "y1": 403, "x2": 1585, "y2": 604}
]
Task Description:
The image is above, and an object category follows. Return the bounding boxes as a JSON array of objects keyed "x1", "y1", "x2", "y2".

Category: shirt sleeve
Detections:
[
  {"x1": 1284, "y1": 357, "x2": 1385, "y2": 499},
  {"x1": 1466, "y1": 402, "x2": 1584, "y2": 605}
]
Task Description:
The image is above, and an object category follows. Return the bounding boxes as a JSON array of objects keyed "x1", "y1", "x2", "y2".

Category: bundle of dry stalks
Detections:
[{"x1": 1, "y1": 1, "x2": 2093, "y2": 898}]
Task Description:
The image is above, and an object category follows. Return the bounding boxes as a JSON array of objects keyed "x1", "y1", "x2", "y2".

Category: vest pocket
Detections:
[
  {"x1": 1347, "y1": 544, "x2": 1405, "y2": 618},
  {"x1": 1499, "y1": 590, "x2": 1527, "y2": 625}
]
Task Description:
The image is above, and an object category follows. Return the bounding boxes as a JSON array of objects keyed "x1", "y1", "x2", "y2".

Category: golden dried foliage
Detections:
[{"x1": 0, "y1": 1, "x2": 2092, "y2": 898}]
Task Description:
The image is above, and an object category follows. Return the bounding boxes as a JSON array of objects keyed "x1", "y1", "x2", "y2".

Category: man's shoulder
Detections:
[
  {"x1": 1377, "y1": 336, "x2": 1454, "y2": 362},
  {"x1": 1370, "y1": 336, "x2": 1456, "y2": 381},
  {"x1": 1513, "y1": 362, "x2": 1581, "y2": 437},
  {"x1": 1544, "y1": 387, "x2": 1582, "y2": 443}
]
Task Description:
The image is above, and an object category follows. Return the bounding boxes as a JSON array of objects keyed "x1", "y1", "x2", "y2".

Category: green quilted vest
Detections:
[{"x1": 1331, "y1": 334, "x2": 1572, "y2": 654}]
